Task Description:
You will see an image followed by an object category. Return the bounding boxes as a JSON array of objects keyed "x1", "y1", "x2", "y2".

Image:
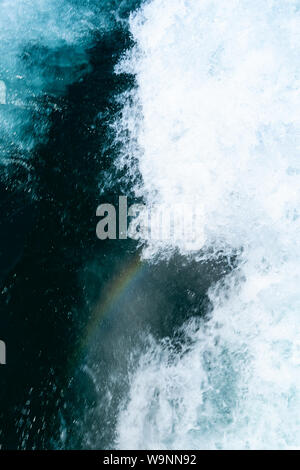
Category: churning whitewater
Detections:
[{"x1": 114, "y1": 0, "x2": 300, "y2": 449}]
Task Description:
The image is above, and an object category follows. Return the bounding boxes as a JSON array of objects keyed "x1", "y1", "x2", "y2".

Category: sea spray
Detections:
[{"x1": 115, "y1": 0, "x2": 300, "y2": 449}]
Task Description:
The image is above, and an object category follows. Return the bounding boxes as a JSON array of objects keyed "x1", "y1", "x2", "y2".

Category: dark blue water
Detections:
[{"x1": 0, "y1": 0, "x2": 143, "y2": 449}]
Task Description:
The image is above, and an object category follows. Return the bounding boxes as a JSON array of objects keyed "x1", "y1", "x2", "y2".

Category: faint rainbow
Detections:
[{"x1": 80, "y1": 254, "x2": 144, "y2": 351}]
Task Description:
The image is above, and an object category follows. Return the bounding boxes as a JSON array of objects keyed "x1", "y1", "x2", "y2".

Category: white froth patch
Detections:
[
  {"x1": 115, "y1": 0, "x2": 300, "y2": 450},
  {"x1": 116, "y1": 0, "x2": 300, "y2": 255}
]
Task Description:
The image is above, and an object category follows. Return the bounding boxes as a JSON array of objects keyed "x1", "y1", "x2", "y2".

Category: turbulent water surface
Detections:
[{"x1": 0, "y1": 0, "x2": 299, "y2": 450}]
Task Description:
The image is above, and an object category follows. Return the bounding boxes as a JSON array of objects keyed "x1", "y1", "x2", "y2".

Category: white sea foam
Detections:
[{"x1": 115, "y1": 0, "x2": 300, "y2": 449}]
